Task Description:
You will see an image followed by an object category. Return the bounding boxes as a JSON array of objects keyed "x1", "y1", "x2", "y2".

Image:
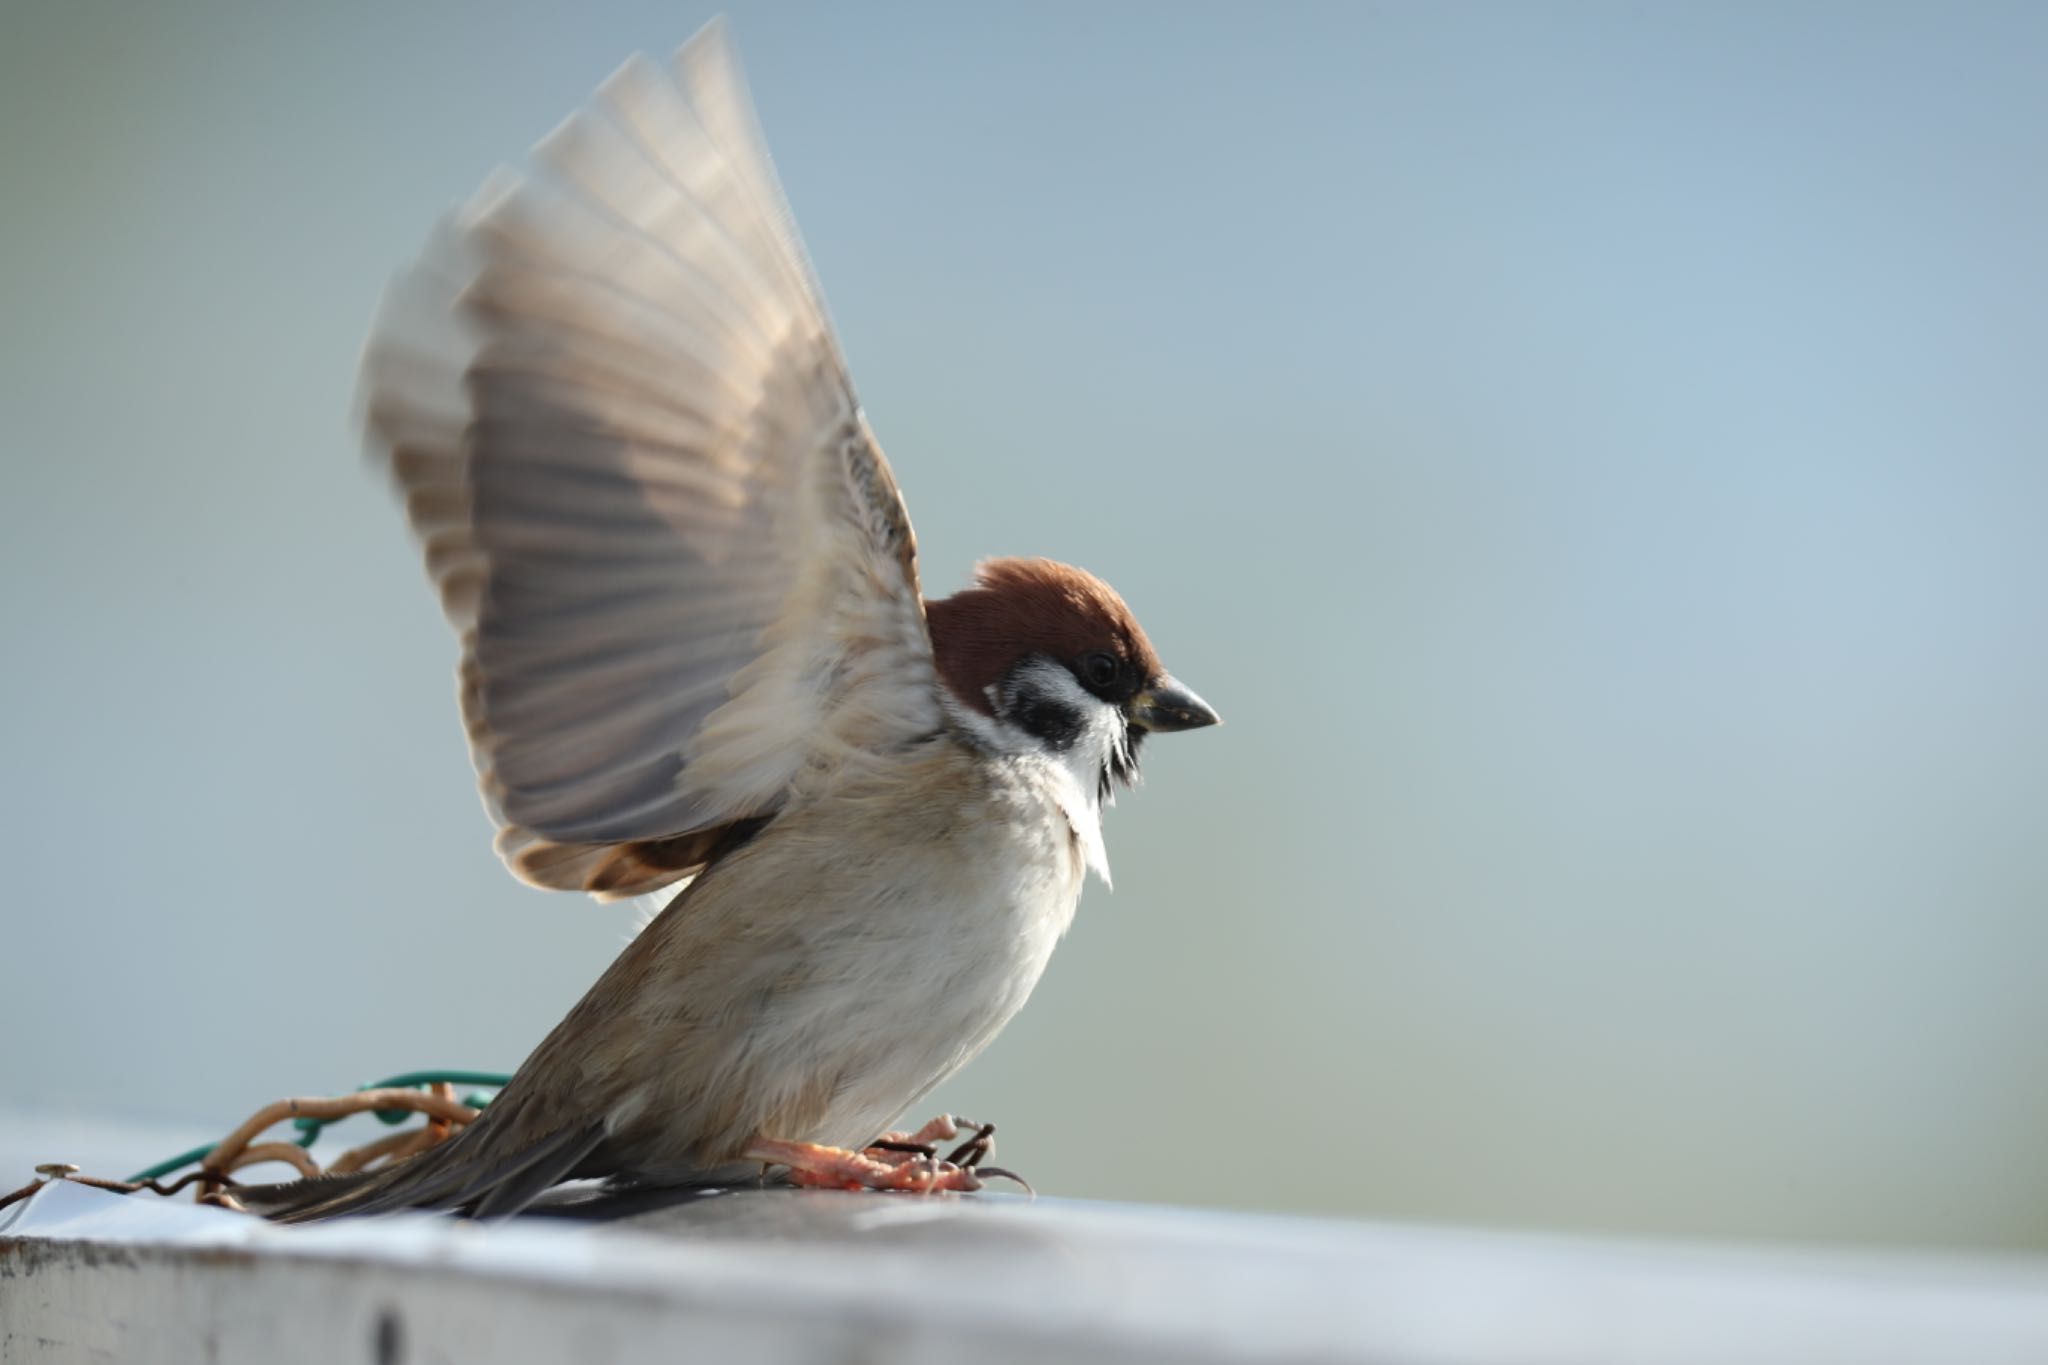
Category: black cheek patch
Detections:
[{"x1": 1017, "y1": 697, "x2": 1086, "y2": 752}]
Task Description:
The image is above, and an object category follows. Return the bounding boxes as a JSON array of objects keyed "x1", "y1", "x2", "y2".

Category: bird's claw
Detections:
[
  {"x1": 745, "y1": 1116, "x2": 1029, "y2": 1195},
  {"x1": 746, "y1": 1137, "x2": 985, "y2": 1192},
  {"x1": 943, "y1": 1123, "x2": 996, "y2": 1169},
  {"x1": 970, "y1": 1164, "x2": 1034, "y2": 1196},
  {"x1": 866, "y1": 1114, "x2": 996, "y2": 1168}
]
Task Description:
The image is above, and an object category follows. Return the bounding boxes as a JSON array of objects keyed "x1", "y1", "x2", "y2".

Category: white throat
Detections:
[{"x1": 948, "y1": 658, "x2": 1128, "y2": 887}]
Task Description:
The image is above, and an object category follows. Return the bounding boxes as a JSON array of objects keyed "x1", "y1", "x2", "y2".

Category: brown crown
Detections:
[{"x1": 924, "y1": 557, "x2": 1164, "y2": 716}]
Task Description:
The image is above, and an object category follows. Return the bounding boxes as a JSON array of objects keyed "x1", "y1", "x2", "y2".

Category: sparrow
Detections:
[{"x1": 253, "y1": 21, "x2": 1217, "y2": 1222}]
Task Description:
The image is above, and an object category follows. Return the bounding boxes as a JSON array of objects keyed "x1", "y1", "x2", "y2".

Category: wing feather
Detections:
[{"x1": 359, "y1": 21, "x2": 937, "y2": 896}]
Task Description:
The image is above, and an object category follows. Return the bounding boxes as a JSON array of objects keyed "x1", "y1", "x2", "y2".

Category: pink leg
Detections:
[
  {"x1": 872, "y1": 1114, "x2": 967, "y2": 1147},
  {"x1": 743, "y1": 1137, "x2": 984, "y2": 1193}
]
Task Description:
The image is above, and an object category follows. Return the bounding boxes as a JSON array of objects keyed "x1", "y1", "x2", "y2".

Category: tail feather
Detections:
[
  {"x1": 245, "y1": 1115, "x2": 609, "y2": 1223},
  {"x1": 469, "y1": 1122, "x2": 612, "y2": 1219}
]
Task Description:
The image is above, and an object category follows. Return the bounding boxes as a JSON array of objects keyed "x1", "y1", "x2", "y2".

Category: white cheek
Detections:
[
  {"x1": 959, "y1": 657, "x2": 1128, "y2": 887},
  {"x1": 1018, "y1": 663, "x2": 1124, "y2": 883}
]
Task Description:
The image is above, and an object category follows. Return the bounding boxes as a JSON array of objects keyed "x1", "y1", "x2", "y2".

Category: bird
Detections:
[{"x1": 249, "y1": 21, "x2": 1218, "y2": 1222}]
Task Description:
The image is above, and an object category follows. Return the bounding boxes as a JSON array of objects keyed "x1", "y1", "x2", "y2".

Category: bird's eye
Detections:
[{"x1": 1080, "y1": 651, "x2": 1120, "y2": 689}]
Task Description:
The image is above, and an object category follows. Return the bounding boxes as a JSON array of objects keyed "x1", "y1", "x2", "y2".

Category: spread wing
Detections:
[{"x1": 359, "y1": 22, "x2": 940, "y2": 899}]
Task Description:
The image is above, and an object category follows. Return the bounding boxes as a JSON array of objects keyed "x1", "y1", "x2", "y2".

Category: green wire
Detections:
[
  {"x1": 129, "y1": 1142, "x2": 219, "y2": 1185},
  {"x1": 125, "y1": 1070, "x2": 511, "y2": 1185}
]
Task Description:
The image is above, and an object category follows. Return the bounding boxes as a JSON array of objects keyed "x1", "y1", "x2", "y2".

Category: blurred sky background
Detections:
[{"x1": 5, "y1": 1, "x2": 2047, "y2": 1251}]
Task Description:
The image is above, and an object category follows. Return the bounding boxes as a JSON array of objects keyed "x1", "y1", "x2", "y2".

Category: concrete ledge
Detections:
[{"x1": 8, "y1": 1180, "x2": 2048, "y2": 1363}]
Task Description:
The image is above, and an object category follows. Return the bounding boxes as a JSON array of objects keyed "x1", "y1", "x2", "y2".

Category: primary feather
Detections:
[{"x1": 360, "y1": 20, "x2": 937, "y2": 900}]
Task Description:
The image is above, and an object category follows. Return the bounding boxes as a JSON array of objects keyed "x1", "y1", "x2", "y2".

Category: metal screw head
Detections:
[{"x1": 34, "y1": 1162, "x2": 81, "y2": 1179}]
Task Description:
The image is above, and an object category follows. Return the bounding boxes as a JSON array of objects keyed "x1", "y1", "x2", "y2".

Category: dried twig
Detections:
[
  {"x1": 201, "y1": 1088, "x2": 479, "y2": 1179},
  {"x1": 224, "y1": 1141, "x2": 322, "y2": 1179},
  {"x1": 8, "y1": 1081, "x2": 494, "y2": 1215},
  {"x1": 427, "y1": 1081, "x2": 456, "y2": 1141},
  {"x1": 329, "y1": 1122, "x2": 447, "y2": 1176}
]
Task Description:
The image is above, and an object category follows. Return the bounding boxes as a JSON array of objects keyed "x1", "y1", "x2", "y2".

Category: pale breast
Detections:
[{"x1": 604, "y1": 736, "x2": 1090, "y2": 1173}]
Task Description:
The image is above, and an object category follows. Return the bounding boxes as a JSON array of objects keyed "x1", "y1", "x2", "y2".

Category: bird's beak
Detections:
[{"x1": 1127, "y1": 676, "x2": 1221, "y2": 733}]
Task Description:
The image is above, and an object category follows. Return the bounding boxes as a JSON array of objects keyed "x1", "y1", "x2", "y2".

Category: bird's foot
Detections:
[
  {"x1": 744, "y1": 1137, "x2": 986, "y2": 1192},
  {"x1": 865, "y1": 1113, "x2": 998, "y2": 1169}
]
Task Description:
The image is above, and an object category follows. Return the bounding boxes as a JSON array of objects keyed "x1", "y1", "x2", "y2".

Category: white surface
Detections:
[{"x1": 8, "y1": 1180, "x2": 2048, "y2": 1364}]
